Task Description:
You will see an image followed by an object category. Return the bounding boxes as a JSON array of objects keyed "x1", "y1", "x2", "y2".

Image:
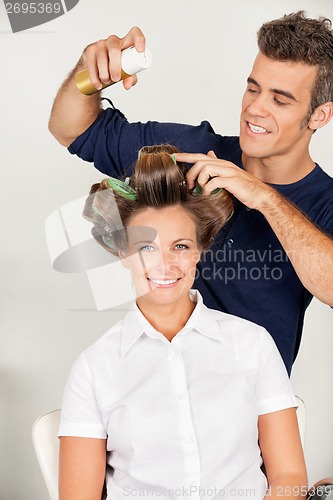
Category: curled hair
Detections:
[
  {"x1": 258, "y1": 11, "x2": 333, "y2": 117},
  {"x1": 83, "y1": 144, "x2": 234, "y2": 255}
]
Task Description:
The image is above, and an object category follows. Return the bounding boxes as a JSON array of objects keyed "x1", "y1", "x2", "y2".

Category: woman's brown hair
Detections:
[{"x1": 83, "y1": 144, "x2": 234, "y2": 255}]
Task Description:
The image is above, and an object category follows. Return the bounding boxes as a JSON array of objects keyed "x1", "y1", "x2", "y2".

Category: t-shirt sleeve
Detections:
[
  {"x1": 317, "y1": 203, "x2": 333, "y2": 237},
  {"x1": 68, "y1": 105, "x2": 223, "y2": 177},
  {"x1": 256, "y1": 328, "x2": 297, "y2": 415},
  {"x1": 58, "y1": 352, "x2": 107, "y2": 439}
]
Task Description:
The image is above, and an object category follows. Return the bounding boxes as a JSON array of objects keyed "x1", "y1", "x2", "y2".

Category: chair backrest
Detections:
[
  {"x1": 295, "y1": 395, "x2": 306, "y2": 449},
  {"x1": 32, "y1": 398, "x2": 306, "y2": 500},
  {"x1": 32, "y1": 409, "x2": 61, "y2": 500}
]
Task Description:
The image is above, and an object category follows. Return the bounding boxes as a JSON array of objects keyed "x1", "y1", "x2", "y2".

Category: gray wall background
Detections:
[{"x1": 1, "y1": 0, "x2": 333, "y2": 498}]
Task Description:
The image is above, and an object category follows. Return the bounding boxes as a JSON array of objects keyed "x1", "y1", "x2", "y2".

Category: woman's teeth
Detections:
[{"x1": 149, "y1": 279, "x2": 178, "y2": 285}]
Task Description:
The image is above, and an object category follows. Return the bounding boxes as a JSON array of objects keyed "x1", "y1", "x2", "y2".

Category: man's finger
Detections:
[
  {"x1": 121, "y1": 26, "x2": 146, "y2": 52},
  {"x1": 122, "y1": 74, "x2": 138, "y2": 90},
  {"x1": 174, "y1": 152, "x2": 210, "y2": 163},
  {"x1": 207, "y1": 150, "x2": 217, "y2": 159},
  {"x1": 108, "y1": 45, "x2": 122, "y2": 82}
]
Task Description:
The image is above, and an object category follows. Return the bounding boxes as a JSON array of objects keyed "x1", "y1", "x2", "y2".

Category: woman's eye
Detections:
[
  {"x1": 140, "y1": 245, "x2": 154, "y2": 252},
  {"x1": 175, "y1": 244, "x2": 188, "y2": 250}
]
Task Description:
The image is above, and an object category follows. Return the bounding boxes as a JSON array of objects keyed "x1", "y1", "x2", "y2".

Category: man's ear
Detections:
[{"x1": 309, "y1": 102, "x2": 333, "y2": 131}]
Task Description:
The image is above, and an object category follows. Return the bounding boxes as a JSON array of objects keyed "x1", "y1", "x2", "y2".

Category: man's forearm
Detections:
[
  {"x1": 261, "y1": 187, "x2": 333, "y2": 305},
  {"x1": 48, "y1": 58, "x2": 102, "y2": 147}
]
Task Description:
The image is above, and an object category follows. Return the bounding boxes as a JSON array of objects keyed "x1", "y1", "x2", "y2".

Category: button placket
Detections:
[{"x1": 169, "y1": 343, "x2": 201, "y2": 497}]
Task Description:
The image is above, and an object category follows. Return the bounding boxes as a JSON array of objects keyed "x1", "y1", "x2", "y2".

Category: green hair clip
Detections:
[
  {"x1": 192, "y1": 182, "x2": 234, "y2": 221},
  {"x1": 192, "y1": 181, "x2": 224, "y2": 196},
  {"x1": 107, "y1": 177, "x2": 137, "y2": 200},
  {"x1": 170, "y1": 154, "x2": 177, "y2": 165}
]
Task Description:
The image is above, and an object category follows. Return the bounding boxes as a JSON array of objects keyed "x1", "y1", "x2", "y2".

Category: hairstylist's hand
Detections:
[
  {"x1": 81, "y1": 26, "x2": 146, "y2": 91},
  {"x1": 175, "y1": 151, "x2": 274, "y2": 211}
]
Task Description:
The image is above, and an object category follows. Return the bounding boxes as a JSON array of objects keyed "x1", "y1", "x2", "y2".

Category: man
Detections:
[{"x1": 48, "y1": 12, "x2": 333, "y2": 374}]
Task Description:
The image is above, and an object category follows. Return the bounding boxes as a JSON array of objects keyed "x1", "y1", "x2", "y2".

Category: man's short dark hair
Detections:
[{"x1": 258, "y1": 11, "x2": 333, "y2": 118}]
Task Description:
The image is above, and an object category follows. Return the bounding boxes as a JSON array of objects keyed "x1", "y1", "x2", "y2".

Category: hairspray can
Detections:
[{"x1": 75, "y1": 46, "x2": 152, "y2": 95}]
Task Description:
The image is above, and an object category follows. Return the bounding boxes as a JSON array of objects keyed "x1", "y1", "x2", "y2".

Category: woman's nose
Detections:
[{"x1": 154, "y1": 250, "x2": 177, "y2": 274}]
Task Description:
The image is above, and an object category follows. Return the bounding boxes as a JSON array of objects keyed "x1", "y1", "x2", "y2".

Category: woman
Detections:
[{"x1": 58, "y1": 145, "x2": 307, "y2": 499}]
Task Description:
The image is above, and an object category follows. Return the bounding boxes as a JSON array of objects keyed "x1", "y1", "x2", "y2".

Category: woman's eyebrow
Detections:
[
  {"x1": 173, "y1": 238, "x2": 194, "y2": 244},
  {"x1": 133, "y1": 240, "x2": 154, "y2": 245},
  {"x1": 132, "y1": 238, "x2": 194, "y2": 245}
]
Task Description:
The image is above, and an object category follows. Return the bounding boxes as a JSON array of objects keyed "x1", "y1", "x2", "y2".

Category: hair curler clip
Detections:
[
  {"x1": 170, "y1": 154, "x2": 177, "y2": 165},
  {"x1": 107, "y1": 177, "x2": 137, "y2": 200},
  {"x1": 192, "y1": 181, "x2": 224, "y2": 196}
]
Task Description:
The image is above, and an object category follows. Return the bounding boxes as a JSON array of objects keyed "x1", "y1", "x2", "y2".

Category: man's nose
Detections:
[{"x1": 247, "y1": 92, "x2": 270, "y2": 118}]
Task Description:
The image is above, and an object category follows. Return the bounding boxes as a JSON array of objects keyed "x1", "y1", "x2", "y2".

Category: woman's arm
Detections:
[
  {"x1": 59, "y1": 436, "x2": 107, "y2": 500},
  {"x1": 259, "y1": 408, "x2": 308, "y2": 499}
]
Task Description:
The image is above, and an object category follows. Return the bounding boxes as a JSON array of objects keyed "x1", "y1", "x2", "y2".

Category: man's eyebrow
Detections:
[
  {"x1": 247, "y1": 77, "x2": 260, "y2": 87},
  {"x1": 272, "y1": 88, "x2": 298, "y2": 102},
  {"x1": 247, "y1": 77, "x2": 298, "y2": 102}
]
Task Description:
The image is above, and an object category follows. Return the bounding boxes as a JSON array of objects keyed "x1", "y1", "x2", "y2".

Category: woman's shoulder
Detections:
[
  {"x1": 207, "y1": 305, "x2": 274, "y2": 350},
  {"x1": 79, "y1": 317, "x2": 125, "y2": 362},
  {"x1": 210, "y1": 305, "x2": 267, "y2": 333}
]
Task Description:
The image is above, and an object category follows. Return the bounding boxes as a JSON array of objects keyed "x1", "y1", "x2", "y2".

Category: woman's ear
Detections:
[
  {"x1": 119, "y1": 250, "x2": 130, "y2": 268},
  {"x1": 195, "y1": 248, "x2": 203, "y2": 264},
  {"x1": 309, "y1": 102, "x2": 333, "y2": 131}
]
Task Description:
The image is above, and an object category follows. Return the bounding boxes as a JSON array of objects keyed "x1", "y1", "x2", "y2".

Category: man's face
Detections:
[{"x1": 240, "y1": 52, "x2": 318, "y2": 164}]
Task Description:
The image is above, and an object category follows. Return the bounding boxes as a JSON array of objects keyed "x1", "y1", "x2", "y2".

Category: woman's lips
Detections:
[{"x1": 147, "y1": 278, "x2": 181, "y2": 287}]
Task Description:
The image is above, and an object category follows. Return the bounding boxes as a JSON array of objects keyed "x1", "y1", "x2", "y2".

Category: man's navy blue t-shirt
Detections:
[{"x1": 69, "y1": 106, "x2": 333, "y2": 374}]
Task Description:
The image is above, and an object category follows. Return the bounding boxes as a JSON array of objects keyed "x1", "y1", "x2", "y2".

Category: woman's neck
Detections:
[{"x1": 136, "y1": 294, "x2": 196, "y2": 341}]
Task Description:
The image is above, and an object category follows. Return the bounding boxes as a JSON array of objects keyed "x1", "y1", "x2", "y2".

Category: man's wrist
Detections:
[{"x1": 256, "y1": 184, "x2": 282, "y2": 215}]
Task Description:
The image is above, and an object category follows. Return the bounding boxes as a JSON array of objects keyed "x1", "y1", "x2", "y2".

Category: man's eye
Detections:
[
  {"x1": 274, "y1": 98, "x2": 288, "y2": 106},
  {"x1": 247, "y1": 87, "x2": 259, "y2": 94}
]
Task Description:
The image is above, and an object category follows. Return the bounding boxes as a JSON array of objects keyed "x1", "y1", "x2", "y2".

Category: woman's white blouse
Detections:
[{"x1": 59, "y1": 290, "x2": 296, "y2": 499}]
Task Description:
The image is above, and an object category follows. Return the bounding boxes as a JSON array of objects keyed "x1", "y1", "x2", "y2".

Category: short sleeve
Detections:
[
  {"x1": 318, "y1": 202, "x2": 333, "y2": 237},
  {"x1": 58, "y1": 352, "x2": 107, "y2": 438},
  {"x1": 256, "y1": 329, "x2": 297, "y2": 415},
  {"x1": 68, "y1": 105, "x2": 224, "y2": 177}
]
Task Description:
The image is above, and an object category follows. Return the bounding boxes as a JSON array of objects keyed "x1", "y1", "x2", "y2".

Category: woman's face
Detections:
[{"x1": 121, "y1": 205, "x2": 201, "y2": 308}]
